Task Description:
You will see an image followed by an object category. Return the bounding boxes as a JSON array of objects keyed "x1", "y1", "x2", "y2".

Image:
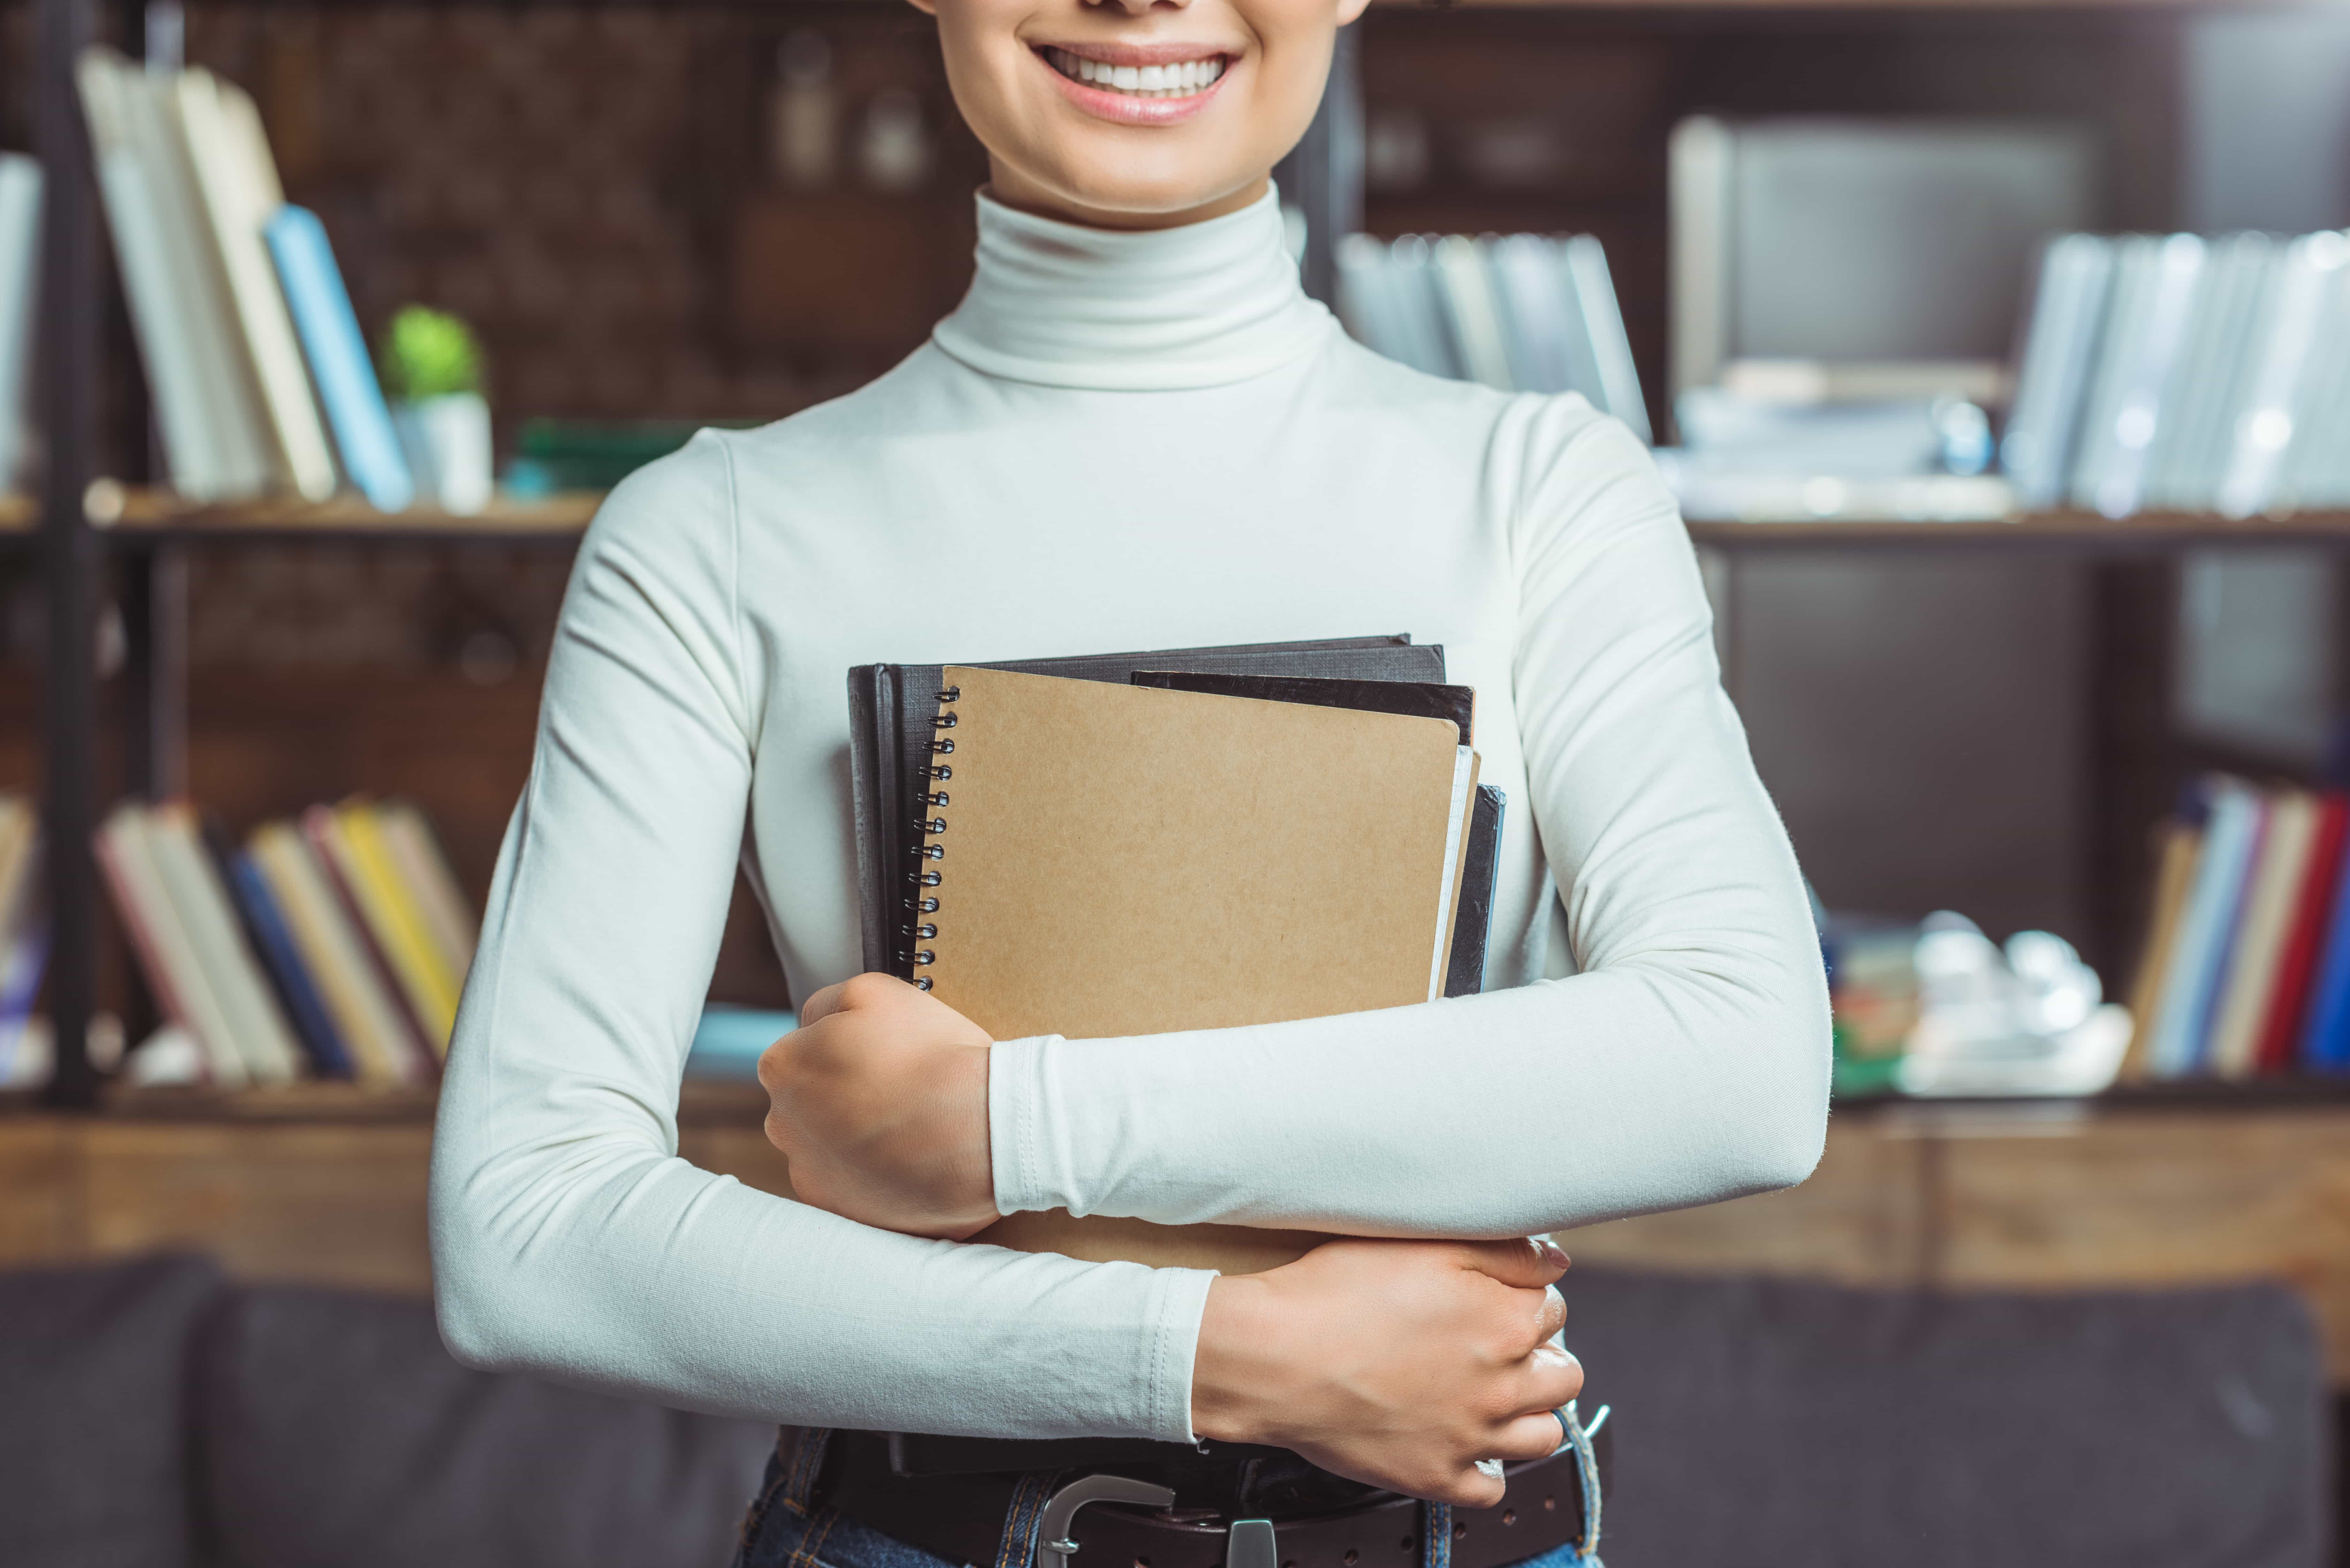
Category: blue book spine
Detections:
[
  {"x1": 0, "y1": 921, "x2": 46, "y2": 1082},
  {"x1": 264, "y1": 206, "x2": 415, "y2": 513},
  {"x1": 2299, "y1": 833, "x2": 2350, "y2": 1071},
  {"x1": 228, "y1": 850, "x2": 354, "y2": 1080},
  {"x1": 2145, "y1": 781, "x2": 2258, "y2": 1077}
]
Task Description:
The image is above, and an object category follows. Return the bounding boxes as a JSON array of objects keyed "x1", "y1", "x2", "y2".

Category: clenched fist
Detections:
[{"x1": 758, "y1": 973, "x2": 1000, "y2": 1239}]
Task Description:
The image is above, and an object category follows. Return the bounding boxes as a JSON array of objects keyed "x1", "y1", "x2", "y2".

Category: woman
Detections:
[{"x1": 428, "y1": 0, "x2": 1830, "y2": 1560}]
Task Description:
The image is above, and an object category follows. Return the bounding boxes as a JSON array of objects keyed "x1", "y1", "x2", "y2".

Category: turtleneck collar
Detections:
[{"x1": 930, "y1": 184, "x2": 1334, "y2": 392}]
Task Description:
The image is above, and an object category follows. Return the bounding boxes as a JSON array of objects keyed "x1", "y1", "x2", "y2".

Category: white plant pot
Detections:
[{"x1": 394, "y1": 392, "x2": 493, "y2": 516}]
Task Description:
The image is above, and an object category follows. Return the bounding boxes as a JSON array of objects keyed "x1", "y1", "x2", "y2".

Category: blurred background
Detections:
[{"x1": 4, "y1": 0, "x2": 2350, "y2": 1564}]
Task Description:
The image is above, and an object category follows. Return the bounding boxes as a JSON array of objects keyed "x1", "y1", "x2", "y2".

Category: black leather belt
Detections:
[{"x1": 824, "y1": 1427, "x2": 1606, "y2": 1568}]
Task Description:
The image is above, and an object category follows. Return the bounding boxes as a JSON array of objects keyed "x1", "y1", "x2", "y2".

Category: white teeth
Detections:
[{"x1": 1046, "y1": 47, "x2": 1225, "y2": 98}]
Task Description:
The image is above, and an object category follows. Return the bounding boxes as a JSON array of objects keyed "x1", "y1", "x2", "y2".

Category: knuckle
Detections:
[{"x1": 838, "y1": 972, "x2": 904, "y2": 1011}]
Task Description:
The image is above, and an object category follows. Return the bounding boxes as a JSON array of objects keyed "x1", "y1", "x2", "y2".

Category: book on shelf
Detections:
[
  {"x1": 2005, "y1": 227, "x2": 2350, "y2": 519},
  {"x1": 1335, "y1": 231, "x2": 1651, "y2": 442},
  {"x1": 246, "y1": 819, "x2": 427, "y2": 1087},
  {"x1": 78, "y1": 50, "x2": 277, "y2": 502},
  {"x1": 0, "y1": 155, "x2": 39, "y2": 495},
  {"x1": 171, "y1": 67, "x2": 338, "y2": 502},
  {"x1": 265, "y1": 206, "x2": 415, "y2": 513},
  {"x1": 96, "y1": 797, "x2": 472, "y2": 1088},
  {"x1": 0, "y1": 795, "x2": 46, "y2": 1086},
  {"x1": 303, "y1": 803, "x2": 461, "y2": 1055},
  {"x1": 848, "y1": 636, "x2": 1502, "y2": 1273},
  {"x1": 76, "y1": 49, "x2": 414, "y2": 512},
  {"x1": 2123, "y1": 776, "x2": 2350, "y2": 1081}
]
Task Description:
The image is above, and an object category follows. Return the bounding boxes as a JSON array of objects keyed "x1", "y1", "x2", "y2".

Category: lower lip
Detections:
[{"x1": 1037, "y1": 52, "x2": 1232, "y2": 126}]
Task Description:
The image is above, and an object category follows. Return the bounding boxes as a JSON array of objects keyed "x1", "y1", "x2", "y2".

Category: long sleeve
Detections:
[
  {"x1": 988, "y1": 406, "x2": 1832, "y2": 1239},
  {"x1": 429, "y1": 434, "x2": 1213, "y2": 1439}
]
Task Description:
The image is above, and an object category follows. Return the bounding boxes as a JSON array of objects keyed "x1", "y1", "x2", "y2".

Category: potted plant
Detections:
[{"x1": 378, "y1": 307, "x2": 491, "y2": 516}]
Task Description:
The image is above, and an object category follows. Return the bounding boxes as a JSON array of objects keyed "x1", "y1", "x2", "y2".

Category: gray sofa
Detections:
[{"x1": 0, "y1": 1255, "x2": 2329, "y2": 1568}]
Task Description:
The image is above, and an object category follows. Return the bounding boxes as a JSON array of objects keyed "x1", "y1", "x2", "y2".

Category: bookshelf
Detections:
[{"x1": 10, "y1": 0, "x2": 2334, "y2": 1114}]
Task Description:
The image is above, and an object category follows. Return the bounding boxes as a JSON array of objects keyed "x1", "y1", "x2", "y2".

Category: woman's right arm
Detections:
[{"x1": 428, "y1": 433, "x2": 1213, "y2": 1439}]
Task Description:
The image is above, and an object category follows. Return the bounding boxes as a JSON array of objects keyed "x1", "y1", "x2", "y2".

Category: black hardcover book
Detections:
[{"x1": 847, "y1": 636, "x2": 1446, "y2": 979}]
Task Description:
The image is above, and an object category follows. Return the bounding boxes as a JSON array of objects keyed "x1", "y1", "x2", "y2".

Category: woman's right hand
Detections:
[{"x1": 1191, "y1": 1237, "x2": 1581, "y2": 1507}]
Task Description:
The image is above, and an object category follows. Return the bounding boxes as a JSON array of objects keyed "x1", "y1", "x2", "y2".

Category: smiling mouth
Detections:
[{"x1": 1040, "y1": 46, "x2": 1230, "y2": 99}]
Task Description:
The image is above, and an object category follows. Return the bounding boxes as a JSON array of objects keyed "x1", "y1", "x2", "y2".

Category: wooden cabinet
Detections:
[{"x1": 5, "y1": 1094, "x2": 2347, "y2": 1379}]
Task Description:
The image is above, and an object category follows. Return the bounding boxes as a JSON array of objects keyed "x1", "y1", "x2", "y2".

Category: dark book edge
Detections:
[
  {"x1": 1445, "y1": 786, "x2": 1505, "y2": 999},
  {"x1": 1131, "y1": 670, "x2": 1476, "y2": 746},
  {"x1": 208, "y1": 826, "x2": 355, "y2": 1079}
]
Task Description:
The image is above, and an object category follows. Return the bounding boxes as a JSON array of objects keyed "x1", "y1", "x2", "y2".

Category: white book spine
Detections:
[
  {"x1": 2217, "y1": 231, "x2": 2350, "y2": 519},
  {"x1": 0, "y1": 156, "x2": 41, "y2": 491},
  {"x1": 121, "y1": 61, "x2": 278, "y2": 498},
  {"x1": 175, "y1": 70, "x2": 339, "y2": 501}
]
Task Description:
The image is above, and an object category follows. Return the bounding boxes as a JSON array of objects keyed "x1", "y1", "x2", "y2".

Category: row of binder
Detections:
[
  {"x1": 1334, "y1": 231, "x2": 1652, "y2": 443},
  {"x1": 2004, "y1": 229, "x2": 2350, "y2": 518}
]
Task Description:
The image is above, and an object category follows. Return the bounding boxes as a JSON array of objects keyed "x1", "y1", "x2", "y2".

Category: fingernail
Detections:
[
  {"x1": 1475, "y1": 1459, "x2": 1505, "y2": 1480},
  {"x1": 1533, "y1": 1236, "x2": 1569, "y2": 1270},
  {"x1": 1543, "y1": 1283, "x2": 1565, "y2": 1318},
  {"x1": 1533, "y1": 1345, "x2": 1580, "y2": 1373}
]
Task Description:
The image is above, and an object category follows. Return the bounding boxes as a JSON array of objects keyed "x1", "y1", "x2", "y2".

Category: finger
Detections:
[
  {"x1": 793, "y1": 980, "x2": 857, "y2": 1028},
  {"x1": 1485, "y1": 1409, "x2": 1576, "y2": 1465},
  {"x1": 755, "y1": 1024, "x2": 811, "y2": 1095},
  {"x1": 1513, "y1": 1343, "x2": 1584, "y2": 1413},
  {"x1": 1456, "y1": 1236, "x2": 1571, "y2": 1290},
  {"x1": 1435, "y1": 1463, "x2": 1508, "y2": 1510}
]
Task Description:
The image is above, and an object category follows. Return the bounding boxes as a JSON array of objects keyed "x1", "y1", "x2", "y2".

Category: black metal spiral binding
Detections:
[{"x1": 899, "y1": 683, "x2": 961, "y2": 992}]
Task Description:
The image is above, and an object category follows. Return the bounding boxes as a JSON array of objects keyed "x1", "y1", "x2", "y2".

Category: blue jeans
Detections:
[{"x1": 735, "y1": 1413, "x2": 1606, "y2": 1568}]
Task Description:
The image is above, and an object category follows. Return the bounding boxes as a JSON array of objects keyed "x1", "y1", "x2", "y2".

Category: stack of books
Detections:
[
  {"x1": 76, "y1": 50, "x2": 414, "y2": 510},
  {"x1": 850, "y1": 636, "x2": 1501, "y2": 1273},
  {"x1": 96, "y1": 797, "x2": 475, "y2": 1088},
  {"x1": 2124, "y1": 776, "x2": 2350, "y2": 1080},
  {"x1": 1334, "y1": 232, "x2": 1651, "y2": 442},
  {"x1": 2004, "y1": 229, "x2": 2350, "y2": 517}
]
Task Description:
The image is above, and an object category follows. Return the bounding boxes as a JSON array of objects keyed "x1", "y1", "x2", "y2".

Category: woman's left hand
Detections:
[{"x1": 758, "y1": 973, "x2": 1000, "y2": 1239}]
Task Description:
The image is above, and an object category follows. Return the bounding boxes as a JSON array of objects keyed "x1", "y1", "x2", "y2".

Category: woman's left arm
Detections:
[{"x1": 774, "y1": 403, "x2": 1831, "y2": 1240}]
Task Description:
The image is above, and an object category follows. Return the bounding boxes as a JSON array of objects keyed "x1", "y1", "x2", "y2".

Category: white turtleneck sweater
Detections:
[{"x1": 429, "y1": 188, "x2": 1830, "y2": 1443}]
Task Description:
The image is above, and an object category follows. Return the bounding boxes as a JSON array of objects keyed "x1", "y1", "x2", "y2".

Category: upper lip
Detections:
[{"x1": 1034, "y1": 40, "x2": 1240, "y2": 67}]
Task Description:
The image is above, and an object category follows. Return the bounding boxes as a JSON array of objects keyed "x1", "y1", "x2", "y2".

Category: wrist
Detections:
[{"x1": 1191, "y1": 1274, "x2": 1287, "y2": 1446}]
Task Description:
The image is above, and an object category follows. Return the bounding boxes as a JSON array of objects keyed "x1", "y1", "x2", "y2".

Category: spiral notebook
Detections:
[{"x1": 847, "y1": 636, "x2": 1447, "y2": 977}]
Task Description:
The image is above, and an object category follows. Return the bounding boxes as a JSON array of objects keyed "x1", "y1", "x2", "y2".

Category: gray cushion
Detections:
[
  {"x1": 193, "y1": 1283, "x2": 776, "y2": 1568},
  {"x1": 1561, "y1": 1267, "x2": 2329, "y2": 1568},
  {"x1": 0, "y1": 1253, "x2": 225, "y2": 1568}
]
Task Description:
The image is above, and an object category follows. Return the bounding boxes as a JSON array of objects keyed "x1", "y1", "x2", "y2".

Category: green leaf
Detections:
[{"x1": 377, "y1": 306, "x2": 483, "y2": 401}]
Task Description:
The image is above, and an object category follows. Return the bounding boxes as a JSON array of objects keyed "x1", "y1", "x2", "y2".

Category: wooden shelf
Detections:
[
  {"x1": 9, "y1": 1074, "x2": 2342, "y2": 1128},
  {"x1": 7, "y1": 1098, "x2": 2350, "y2": 1382},
  {"x1": 89, "y1": 485, "x2": 603, "y2": 545},
  {"x1": 40, "y1": 489, "x2": 2350, "y2": 553},
  {"x1": 0, "y1": 1077, "x2": 770, "y2": 1126},
  {"x1": 1687, "y1": 508, "x2": 2350, "y2": 552}
]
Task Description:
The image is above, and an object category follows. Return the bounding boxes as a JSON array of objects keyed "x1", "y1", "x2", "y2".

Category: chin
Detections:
[{"x1": 1037, "y1": 144, "x2": 1263, "y2": 220}]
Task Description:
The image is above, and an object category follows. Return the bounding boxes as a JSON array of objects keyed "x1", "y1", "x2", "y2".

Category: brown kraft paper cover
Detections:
[{"x1": 925, "y1": 667, "x2": 1466, "y2": 1273}]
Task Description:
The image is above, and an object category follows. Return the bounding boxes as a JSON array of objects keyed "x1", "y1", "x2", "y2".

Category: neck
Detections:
[
  {"x1": 984, "y1": 162, "x2": 1272, "y2": 233},
  {"x1": 929, "y1": 181, "x2": 1332, "y2": 392}
]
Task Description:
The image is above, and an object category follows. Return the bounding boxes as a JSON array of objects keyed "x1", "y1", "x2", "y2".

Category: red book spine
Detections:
[{"x1": 2253, "y1": 791, "x2": 2350, "y2": 1073}]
